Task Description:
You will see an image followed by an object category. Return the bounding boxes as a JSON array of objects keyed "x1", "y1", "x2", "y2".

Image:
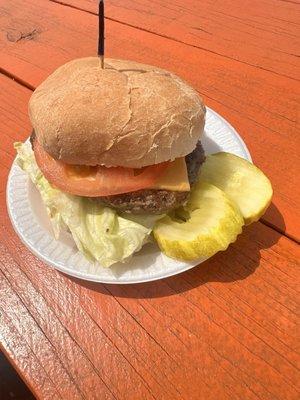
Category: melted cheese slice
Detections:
[{"x1": 150, "y1": 157, "x2": 190, "y2": 191}]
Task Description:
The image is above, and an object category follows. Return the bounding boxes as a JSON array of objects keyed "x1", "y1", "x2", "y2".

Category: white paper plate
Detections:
[{"x1": 7, "y1": 108, "x2": 252, "y2": 284}]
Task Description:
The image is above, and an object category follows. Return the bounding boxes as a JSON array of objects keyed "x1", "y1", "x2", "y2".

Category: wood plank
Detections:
[
  {"x1": 0, "y1": 274, "x2": 62, "y2": 400},
  {"x1": 1, "y1": 273, "x2": 95, "y2": 400},
  {"x1": 0, "y1": 0, "x2": 299, "y2": 240},
  {"x1": 1, "y1": 74, "x2": 299, "y2": 400},
  {"x1": 54, "y1": 0, "x2": 300, "y2": 80},
  {"x1": 0, "y1": 256, "x2": 117, "y2": 400}
]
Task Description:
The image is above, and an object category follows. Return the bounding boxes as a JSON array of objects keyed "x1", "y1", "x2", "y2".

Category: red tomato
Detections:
[{"x1": 33, "y1": 140, "x2": 169, "y2": 196}]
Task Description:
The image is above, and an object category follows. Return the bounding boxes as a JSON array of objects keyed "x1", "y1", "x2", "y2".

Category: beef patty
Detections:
[
  {"x1": 31, "y1": 132, "x2": 205, "y2": 214},
  {"x1": 98, "y1": 142, "x2": 205, "y2": 214}
]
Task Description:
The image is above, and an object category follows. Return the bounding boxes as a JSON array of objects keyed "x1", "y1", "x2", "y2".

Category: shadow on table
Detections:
[
  {"x1": 0, "y1": 352, "x2": 35, "y2": 400},
  {"x1": 262, "y1": 201, "x2": 287, "y2": 234},
  {"x1": 70, "y1": 202, "x2": 285, "y2": 299}
]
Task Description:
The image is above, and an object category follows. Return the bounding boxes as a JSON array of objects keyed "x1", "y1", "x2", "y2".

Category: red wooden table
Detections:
[{"x1": 0, "y1": 1, "x2": 299, "y2": 399}]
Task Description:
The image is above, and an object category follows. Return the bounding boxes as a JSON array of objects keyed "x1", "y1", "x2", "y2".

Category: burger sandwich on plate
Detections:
[{"x1": 14, "y1": 57, "x2": 272, "y2": 267}]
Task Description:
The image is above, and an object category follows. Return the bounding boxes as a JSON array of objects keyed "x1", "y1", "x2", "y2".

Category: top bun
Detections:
[{"x1": 29, "y1": 57, "x2": 206, "y2": 168}]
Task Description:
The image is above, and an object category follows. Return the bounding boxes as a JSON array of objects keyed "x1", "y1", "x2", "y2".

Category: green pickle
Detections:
[
  {"x1": 154, "y1": 152, "x2": 272, "y2": 261},
  {"x1": 154, "y1": 181, "x2": 244, "y2": 261},
  {"x1": 200, "y1": 153, "x2": 273, "y2": 224}
]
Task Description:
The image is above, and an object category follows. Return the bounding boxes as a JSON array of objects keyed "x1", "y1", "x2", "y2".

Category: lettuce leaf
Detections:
[{"x1": 14, "y1": 142, "x2": 162, "y2": 267}]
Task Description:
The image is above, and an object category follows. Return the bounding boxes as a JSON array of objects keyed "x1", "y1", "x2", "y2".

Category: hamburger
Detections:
[
  {"x1": 29, "y1": 57, "x2": 206, "y2": 215},
  {"x1": 15, "y1": 57, "x2": 206, "y2": 266}
]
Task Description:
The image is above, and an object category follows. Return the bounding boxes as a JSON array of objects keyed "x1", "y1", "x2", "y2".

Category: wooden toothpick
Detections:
[{"x1": 98, "y1": 0, "x2": 105, "y2": 68}]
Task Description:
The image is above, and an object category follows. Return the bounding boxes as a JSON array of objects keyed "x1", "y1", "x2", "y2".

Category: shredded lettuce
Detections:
[{"x1": 14, "y1": 142, "x2": 163, "y2": 267}]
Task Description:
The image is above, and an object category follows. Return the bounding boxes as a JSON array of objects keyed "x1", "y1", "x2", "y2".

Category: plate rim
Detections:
[{"x1": 6, "y1": 107, "x2": 252, "y2": 284}]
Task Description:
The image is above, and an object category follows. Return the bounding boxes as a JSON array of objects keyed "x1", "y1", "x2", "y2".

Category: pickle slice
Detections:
[
  {"x1": 200, "y1": 153, "x2": 273, "y2": 224},
  {"x1": 153, "y1": 182, "x2": 243, "y2": 261}
]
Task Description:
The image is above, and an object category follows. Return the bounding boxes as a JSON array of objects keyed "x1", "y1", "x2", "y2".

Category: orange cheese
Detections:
[
  {"x1": 150, "y1": 157, "x2": 190, "y2": 191},
  {"x1": 59, "y1": 157, "x2": 190, "y2": 192}
]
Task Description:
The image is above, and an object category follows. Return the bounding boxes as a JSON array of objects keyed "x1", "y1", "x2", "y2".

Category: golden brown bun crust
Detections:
[{"x1": 29, "y1": 57, "x2": 206, "y2": 167}]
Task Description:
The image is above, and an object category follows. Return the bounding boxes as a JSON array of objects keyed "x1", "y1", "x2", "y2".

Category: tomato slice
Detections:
[{"x1": 33, "y1": 140, "x2": 169, "y2": 196}]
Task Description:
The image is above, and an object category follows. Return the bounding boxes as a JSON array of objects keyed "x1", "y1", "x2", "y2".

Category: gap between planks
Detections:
[
  {"x1": 0, "y1": 69, "x2": 297, "y2": 245},
  {"x1": 48, "y1": 0, "x2": 300, "y2": 82},
  {"x1": 0, "y1": 68, "x2": 34, "y2": 91}
]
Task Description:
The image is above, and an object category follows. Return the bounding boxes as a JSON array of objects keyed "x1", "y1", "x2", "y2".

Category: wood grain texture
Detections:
[
  {"x1": 0, "y1": 0, "x2": 299, "y2": 240},
  {"x1": 52, "y1": 0, "x2": 300, "y2": 80},
  {"x1": 0, "y1": 74, "x2": 300, "y2": 400}
]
